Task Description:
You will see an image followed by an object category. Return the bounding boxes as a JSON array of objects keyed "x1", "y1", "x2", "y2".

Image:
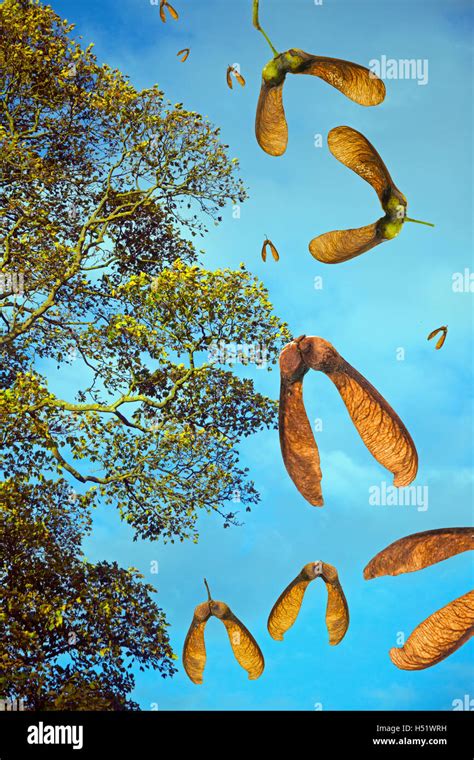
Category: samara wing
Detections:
[
  {"x1": 309, "y1": 219, "x2": 385, "y2": 264},
  {"x1": 212, "y1": 601, "x2": 264, "y2": 680},
  {"x1": 390, "y1": 590, "x2": 474, "y2": 670},
  {"x1": 182, "y1": 602, "x2": 211, "y2": 685},
  {"x1": 299, "y1": 56, "x2": 386, "y2": 106},
  {"x1": 327, "y1": 126, "x2": 397, "y2": 204},
  {"x1": 279, "y1": 339, "x2": 323, "y2": 506},
  {"x1": 255, "y1": 82, "x2": 288, "y2": 157},
  {"x1": 364, "y1": 528, "x2": 474, "y2": 580},
  {"x1": 320, "y1": 562, "x2": 349, "y2": 646},
  {"x1": 268, "y1": 562, "x2": 320, "y2": 641}
]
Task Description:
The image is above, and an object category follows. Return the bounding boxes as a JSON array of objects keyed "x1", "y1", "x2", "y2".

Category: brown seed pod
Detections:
[
  {"x1": 298, "y1": 336, "x2": 418, "y2": 487},
  {"x1": 279, "y1": 338, "x2": 323, "y2": 506},
  {"x1": 159, "y1": 1, "x2": 166, "y2": 23},
  {"x1": 427, "y1": 325, "x2": 448, "y2": 350},
  {"x1": 279, "y1": 336, "x2": 417, "y2": 505},
  {"x1": 267, "y1": 561, "x2": 349, "y2": 645},
  {"x1": 256, "y1": 52, "x2": 384, "y2": 157},
  {"x1": 177, "y1": 48, "x2": 190, "y2": 62},
  {"x1": 389, "y1": 590, "x2": 474, "y2": 670},
  {"x1": 310, "y1": 126, "x2": 433, "y2": 264},
  {"x1": 182, "y1": 580, "x2": 264, "y2": 684},
  {"x1": 234, "y1": 71, "x2": 246, "y2": 87},
  {"x1": 364, "y1": 527, "x2": 474, "y2": 580},
  {"x1": 226, "y1": 65, "x2": 234, "y2": 89},
  {"x1": 309, "y1": 126, "x2": 408, "y2": 264},
  {"x1": 261, "y1": 237, "x2": 279, "y2": 262}
]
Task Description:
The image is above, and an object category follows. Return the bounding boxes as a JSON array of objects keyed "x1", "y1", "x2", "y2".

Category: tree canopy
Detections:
[
  {"x1": 0, "y1": 0, "x2": 290, "y2": 542},
  {"x1": 0, "y1": 478, "x2": 176, "y2": 710},
  {"x1": 0, "y1": 0, "x2": 290, "y2": 707}
]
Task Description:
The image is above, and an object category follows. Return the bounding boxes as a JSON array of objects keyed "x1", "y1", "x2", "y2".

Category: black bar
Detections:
[{"x1": 0, "y1": 710, "x2": 472, "y2": 757}]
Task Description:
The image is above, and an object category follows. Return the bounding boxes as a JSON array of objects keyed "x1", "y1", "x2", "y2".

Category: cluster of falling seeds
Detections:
[{"x1": 156, "y1": 0, "x2": 466, "y2": 681}]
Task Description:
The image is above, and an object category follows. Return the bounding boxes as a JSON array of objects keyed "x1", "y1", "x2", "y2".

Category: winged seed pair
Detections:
[
  {"x1": 183, "y1": 564, "x2": 348, "y2": 685},
  {"x1": 183, "y1": 529, "x2": 474, "y2": 683}
]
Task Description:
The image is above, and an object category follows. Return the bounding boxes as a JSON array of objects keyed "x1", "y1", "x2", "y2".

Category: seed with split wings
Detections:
[
  {"x1": 268, "y1": 561, "x2": 349, "y2": 644},
  {"x1": 261, "y1": 237, "x2": 280, "y2": 262},
  {"x1": 427, "y1": 325, "x2": 448, "y2": 350},
  {"x1": 177, "y1": 48, "x2": 190, "y2": 62},
  {"x1": 227, "y1": 66, "x2": 246, "y2": 90},
  {"x1": 159, "y1": 0, "x2": 178, "y2": 22},
  {"x1": 299, "y1": 336, "x2": 418, "y2": 487},
  {"x1": 364, "y1": 527, "x2": 474, "y2": 580},
  {"x1": 182, "y1": 581, "x2": 264, "y2": 684},
  {"x1": 256, "y1": 52, "x2": 385, "y2": 156},
  {"x1": 279, "y1": 336, "x2": 417, "y2": 506},
  {"x1": 390, "y1": 590, "x2": 474, "y2": 670},
  {"x1": 309, "y1": 126, "x2": 434, "y2": 264}
]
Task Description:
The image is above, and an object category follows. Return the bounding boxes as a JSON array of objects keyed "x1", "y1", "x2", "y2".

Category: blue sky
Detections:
[{"x1": 51, "y1": 0, "x2": 473, "y2": 709}]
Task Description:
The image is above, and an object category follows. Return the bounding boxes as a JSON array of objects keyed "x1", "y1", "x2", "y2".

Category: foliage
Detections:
[
  {"x1": 0, "y1": 479, "x2": 176, "y2": 710},
  {"x1": 0, "y1": 0, "x2": 290, "y2": 708},
  {"x1": 0, "y1": 0, "x2": 291, "y2": 544}
]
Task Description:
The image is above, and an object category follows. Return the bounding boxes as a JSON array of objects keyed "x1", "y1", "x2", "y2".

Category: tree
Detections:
[
  {"x1": 0, "y1": 0, "x2": 290, "y2": 706},
  {"x1": 0, "y1": 0, "x2": 290, "y2": 542},
  {"x1": 0, "y1": 479, "x2": 176, "y2": 710}
]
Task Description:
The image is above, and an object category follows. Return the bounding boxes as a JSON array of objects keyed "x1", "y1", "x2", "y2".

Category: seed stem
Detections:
[
  {"x1": 405, "y1": 217, "x2": 435, "y2": 228},
  {"x1": 204, "y1": 578, "x2": 212, "y2": 602},
  {"x1": 253, "y1": 0, "x2": 279, "y2": 57}
]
